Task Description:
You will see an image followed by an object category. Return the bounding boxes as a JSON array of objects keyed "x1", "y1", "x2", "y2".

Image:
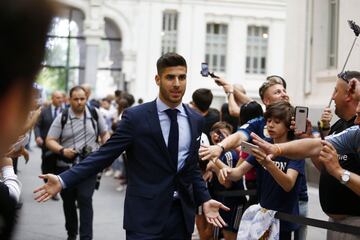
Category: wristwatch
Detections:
[{"x1": 340, "y1": 170, "x2": 351, "y2": 185}]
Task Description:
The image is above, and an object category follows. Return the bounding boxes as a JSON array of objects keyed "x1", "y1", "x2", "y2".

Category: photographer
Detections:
[{"x1": 46, "y1": 86, "x2": 109, "y2": 240}]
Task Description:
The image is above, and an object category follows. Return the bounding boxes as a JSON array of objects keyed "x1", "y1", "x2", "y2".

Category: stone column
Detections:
[{"x1": 83, "y1": 0, "x2": 104, "y2": 87}]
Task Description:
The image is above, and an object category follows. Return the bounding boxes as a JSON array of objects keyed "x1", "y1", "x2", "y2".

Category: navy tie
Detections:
[{"x1": 165, "y1": 109, "x2": 179, "y2": 167}]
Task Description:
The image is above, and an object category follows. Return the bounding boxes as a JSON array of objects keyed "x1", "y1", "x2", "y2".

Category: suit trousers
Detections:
[
  {"x1": 126, "y1": 199, "x2": 191, "y2": 240},
  {"x1": 58, "y1": 167, "x2": 97, "y2": 240}
]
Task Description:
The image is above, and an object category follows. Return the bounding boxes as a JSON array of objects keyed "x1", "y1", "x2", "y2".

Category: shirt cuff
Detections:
[
  {"x1": 1, "y1": 166, "x2": 15, "y2": 178},
  {"x1": 57, "y1": 175, "x2": 66, "y2": 189}
]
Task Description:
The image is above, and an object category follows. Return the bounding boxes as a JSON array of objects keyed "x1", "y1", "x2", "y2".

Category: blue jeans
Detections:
[{"x1": 294, "y1": 200, "x2": 308, "y2": 240}]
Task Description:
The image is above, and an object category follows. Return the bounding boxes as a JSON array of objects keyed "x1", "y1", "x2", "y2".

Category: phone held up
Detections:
[
  {"x1": 200, "y1": 62, "x2": 218, "y2": 78},
  {"x1": 240, "y1": 141, "x2": 259, "y2": 155},
  {"x1": 295, "y1": 106, "x2": 309, "y2": 133}
]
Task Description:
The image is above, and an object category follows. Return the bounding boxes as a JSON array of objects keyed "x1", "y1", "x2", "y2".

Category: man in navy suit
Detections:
[
  {"x1": 34, "y1": 53, "x2": 229, "y2": 239},
  {"x1": 34, "y1": 91, "x2": 63, "y2": 188}
]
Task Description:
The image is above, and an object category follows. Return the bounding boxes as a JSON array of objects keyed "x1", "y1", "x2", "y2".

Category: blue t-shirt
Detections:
[
  {"x1": 238, "y1": 116, "x2": 268, "y2": 141},
  {"x1": 246, "y1": 149, "x2": 305, "y2": 232}
]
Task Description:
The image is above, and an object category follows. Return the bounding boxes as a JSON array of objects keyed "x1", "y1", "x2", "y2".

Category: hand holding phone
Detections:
[
  {"x1": 240, "y1": 141, "x2": 259, "y2": 154},
  {"x1": 200, "y1": 63, "x2": 209, "y2": 77},
  {"x1": 295, "y1": 106, "x2": 309, "y2": 133}
]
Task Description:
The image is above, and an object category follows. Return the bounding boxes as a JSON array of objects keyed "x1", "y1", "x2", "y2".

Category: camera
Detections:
[{"x1": 78, "y1": 145, "x2": 93, "y2": 160}]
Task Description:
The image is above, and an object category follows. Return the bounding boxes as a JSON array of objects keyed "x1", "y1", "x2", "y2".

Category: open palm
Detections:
[{"x1": 33, "y1": 174, "x2": 62, "y2": 202}]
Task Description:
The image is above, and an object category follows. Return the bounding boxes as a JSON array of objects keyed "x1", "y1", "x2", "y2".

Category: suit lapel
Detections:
[
  {"x1": 183, "y1": 104, "x2": 199, "y2": 157},
  {"x1": 146, "y1": 100, "x2": 175, "y2": 169}
]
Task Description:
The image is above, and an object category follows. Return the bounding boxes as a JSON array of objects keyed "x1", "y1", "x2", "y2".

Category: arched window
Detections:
[
  {"x1": 96, "y1": 18, "x2": 122, "y2": 97},
  {"x1": 37, "y1": 7, "x2": 85, "y2": 94}
]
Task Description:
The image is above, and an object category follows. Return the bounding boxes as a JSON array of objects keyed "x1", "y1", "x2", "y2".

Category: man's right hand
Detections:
[
  {"x1": 35, "y1": 137, "x2": 43, "y2": 147},
  {"x1": 33, "y1": 174, "x2": 62, "y2": 202},
  {"x1": 320, "y1": 107, "x2": 332, "y2": 129},
  {"x1": 63, "y1": 148, "x2": 77, "y2": 159},
  {"x1": 199, "y1": 145, "x2": 222, "y2": 161}
]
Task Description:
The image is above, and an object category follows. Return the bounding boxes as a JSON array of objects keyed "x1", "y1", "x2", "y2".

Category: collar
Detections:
[
  {"x1": 69, "y1": 107, "x2": 91, "y2": 119},
  {"x1": 156, "y1": 97, "x2": 185, "y2": 114}
]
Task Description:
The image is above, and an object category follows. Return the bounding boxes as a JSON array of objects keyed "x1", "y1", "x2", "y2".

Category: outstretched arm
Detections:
[
  {"x1": 199, "y1": 131, "x2": 249, "y2": 161},
  {"x1": 33, "y1": 174, "x2": 62, "y2": 202},
  {"x1": 251, "y1": 132, "x2": 322, "y2": 159}
]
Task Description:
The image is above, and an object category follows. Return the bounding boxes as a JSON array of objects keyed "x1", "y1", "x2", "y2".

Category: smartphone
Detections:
[
  {"x1": 200, "y1": 62, "x2": 209, "y2": 77},
  {"x1": 240, "y1": 141, "x2": 259, "y2": 154},
  {"x1": 295, "y1": 106, "x2": 309, "y2": 133}
]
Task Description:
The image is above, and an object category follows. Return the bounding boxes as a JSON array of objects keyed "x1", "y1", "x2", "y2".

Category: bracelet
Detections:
[
  {"x1": 275, "y1": 144, "x2": 282, "y2": 156},
  {"x1": 217, "y1": 143, "x2": 225, "y2": 154}
]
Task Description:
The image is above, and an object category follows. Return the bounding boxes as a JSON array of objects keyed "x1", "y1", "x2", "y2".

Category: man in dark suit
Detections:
[
  {"x1": 34, "y1": 53, "x2": 229, "y2": 239},
  {"x1": 34, "y1": 91, "x2": 63, "y2": 193}
]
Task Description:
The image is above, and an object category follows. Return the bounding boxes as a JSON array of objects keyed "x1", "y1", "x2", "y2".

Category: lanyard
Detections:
[{"x1": 69, "y1": 110, "x2": 87, "y2": 150}]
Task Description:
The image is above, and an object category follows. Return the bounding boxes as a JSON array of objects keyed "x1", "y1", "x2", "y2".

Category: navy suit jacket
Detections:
[{"x1": 60, "y1": 100, "x2": 211, "y2": 234}]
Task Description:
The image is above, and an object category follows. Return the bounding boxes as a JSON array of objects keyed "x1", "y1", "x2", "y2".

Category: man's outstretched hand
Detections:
[
  {"x1": 33, "y1": 174, "x2": 62, "y2": 202},
  {"x1": 202, "y1": 199, "x2": 230, "y2": 228}
]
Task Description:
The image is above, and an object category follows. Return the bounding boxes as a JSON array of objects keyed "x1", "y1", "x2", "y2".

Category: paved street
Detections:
[{"x1": 12, "y1": 142, "x2": 328, "y2": 240}]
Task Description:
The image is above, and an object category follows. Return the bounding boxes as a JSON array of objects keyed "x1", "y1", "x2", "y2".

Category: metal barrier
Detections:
[{"x1": 214, "y1": 189, "x2": 360, "y2": 235}]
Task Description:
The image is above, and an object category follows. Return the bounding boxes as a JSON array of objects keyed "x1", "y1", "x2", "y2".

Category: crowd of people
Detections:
[{"x1": 1, "y1": 1, "x2": 360, "y2": 240}]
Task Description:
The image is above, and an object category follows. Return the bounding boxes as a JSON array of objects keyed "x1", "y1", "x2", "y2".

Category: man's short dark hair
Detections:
[
  {"x1": 156, "y1": 53, "x2": 187, "y2": 75},
  {"x1": 69, "y1": 86, "x2": 86, "y2": 98},
  {"x1": 192, "y1": 88, "x2": 213, "y2": 113},
  {"x1": 0, "y1": 0, "x2": 57, "y2": 97},
  {"x1": 338, "y1": 71, "x2": 360, "y2": 83}
]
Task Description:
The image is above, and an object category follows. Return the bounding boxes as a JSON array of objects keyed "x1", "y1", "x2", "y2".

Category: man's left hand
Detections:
[{"x1": 202, "y1": 199, "x2": 229, "y2": 228}]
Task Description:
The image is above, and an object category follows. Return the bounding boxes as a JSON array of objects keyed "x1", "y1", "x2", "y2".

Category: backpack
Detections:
[{"x1": 59, "y1": 105, "x2": 100, "y2": 143}]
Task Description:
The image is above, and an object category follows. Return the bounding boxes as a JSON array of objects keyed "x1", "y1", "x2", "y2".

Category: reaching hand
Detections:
[
  {"x1": 202, "y1": 170, "x2": 213, "y2": 182},
  {"x1": 291, "y1": 117, "x2": 313, "y2": 138},
  {"x1": 320, "y1": 108, "x2": 333, "y2": 129},
  {"x1": 202, "y1": 199, "x2": 230, "y2": 228},
  {"x1": 318, "y1": 140, "x2": 342, "y2": 177},
  {"x1": 35, "y1": 137, "x2": 44, "y2": 147},
  {"x1": 218, "y1": 167, "x2": 236, "y2": 183},
  {"x1": 250, "y1": 132, "x2": 279, "y2": 156},
  {"x1": 251, "y1": 148, "x2": 273, "y2": 168},
  {"x1": 199, "y1": 145, "x2": 223, "y2": 161},
  {"x1": 33, "y1": 174, "x2": 62, "y2": 202}
]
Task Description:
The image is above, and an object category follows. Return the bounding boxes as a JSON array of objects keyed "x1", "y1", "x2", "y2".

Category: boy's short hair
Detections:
[
  {"x1": 259, "y1": 76, "x2": 286, "y2": 100},
  {"x1": 264, "y1": 101, "x2": 295, "y2": 140},
  {"x1": 192, "y1": 88, "x2": 213, "y2": 113}
]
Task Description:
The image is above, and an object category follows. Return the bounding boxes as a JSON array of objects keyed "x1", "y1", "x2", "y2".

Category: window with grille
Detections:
[
  {"x1": 205, "y1": 23, "x2": 228, "y2": 72},
  {"x1": 246, "y1": 25, "x2": 268, "y2": 74},
  {"x1": 161, "y1": 11, "x2": 178, "y2": 55}
]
